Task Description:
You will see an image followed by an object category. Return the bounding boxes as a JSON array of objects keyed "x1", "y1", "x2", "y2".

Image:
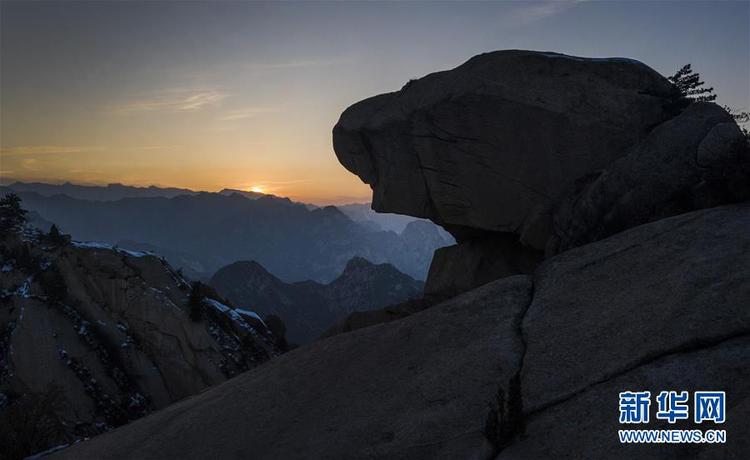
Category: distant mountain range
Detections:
[
  {"x1": 1, "y1": 180, "x2": 198, "y2": 201},
  {"x1": 209, "y1": 257, "x2": 424, "y2": 343},
  {"x1": 1, "y1": 182, "x2": 452, "y2": 282},
  {"x1": 336, "y1": 202, "x2": 447, "y2": 235}
]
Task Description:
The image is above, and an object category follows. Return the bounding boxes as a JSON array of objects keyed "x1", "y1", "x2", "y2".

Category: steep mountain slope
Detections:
[
  {"x1": 209, "y1": 257, "x2": 424, "y2": 343},
  {"x1": 0, "y1": 229, "x2": 279, "y2": 458},
  {"x1": 6, "y1": 189, "x2": 449, "y2": 282}
]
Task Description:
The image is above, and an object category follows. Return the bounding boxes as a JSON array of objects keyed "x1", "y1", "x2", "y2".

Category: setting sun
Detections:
[{"x1": 250, "y1": 185, "x2": 265, "y2": 194}]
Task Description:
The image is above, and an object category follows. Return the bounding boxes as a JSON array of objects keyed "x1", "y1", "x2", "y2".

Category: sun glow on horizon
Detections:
[{"x1": 250, "y1": 185, "x2": 265, "y2": 194}]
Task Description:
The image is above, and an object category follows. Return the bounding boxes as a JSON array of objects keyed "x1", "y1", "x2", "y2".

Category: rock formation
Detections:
[
  {"x1": 333, "y1": 50, "x2": 682, "y2": 245},
  {"x1": 209, "y1": 256, "x2": 424, "y2": 344},
  {"x1": 424, "y1": 233, "x2": 541, "y2": 299},
  {"x1": 334, "y1": 50, "x2": 749, "y2": 295},
  {"x1": 551, "y1": 102, "x2": 749, "y2": 252},
  {"x1": 0, "y1": 230, "x2": 279, "y2": 456},
  {"x1": 52, "y1": 204, "x2": 750, "y2": 459}
]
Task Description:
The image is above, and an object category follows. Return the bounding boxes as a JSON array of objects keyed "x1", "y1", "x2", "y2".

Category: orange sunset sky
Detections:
[{"x1": 1, "y1": 1, "x2": 747, "y2": 204}]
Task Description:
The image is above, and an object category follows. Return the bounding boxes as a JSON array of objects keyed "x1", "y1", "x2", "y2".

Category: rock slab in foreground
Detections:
[
  {"x1": 333, "y1": 49, "x2": 681, "y2": 245},
  {"x1": 55, "y1": 276, "x2": 533, "y2": 460},
  {"x1": 511, "y1": 203, "x2": 750, "y2": 459}
]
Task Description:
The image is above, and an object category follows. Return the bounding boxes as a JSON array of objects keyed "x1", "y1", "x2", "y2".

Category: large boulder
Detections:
[
  {"x1": 333, "y1": 50, "x2": 682, "y2": 246},
  {"x1": 507, "y1": 203, "x2": 750, "y2": 459},
  {"x1": 551, "y1": 102, "x2": 750, "y2": 253}
]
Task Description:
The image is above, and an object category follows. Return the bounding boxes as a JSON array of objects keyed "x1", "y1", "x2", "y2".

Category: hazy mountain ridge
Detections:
[
  {"x1": 1, "y1": 185, "x2": 451, "y2": 282},
  {"x1": 1, "y1": 181, "x2": 198, "y2": 202},
  {"x1": 209, "y1": 256, "x2": 424, "y2": 344},
  {"x1": 337, "y1": 202, "x2": 445, "y2": 235}
]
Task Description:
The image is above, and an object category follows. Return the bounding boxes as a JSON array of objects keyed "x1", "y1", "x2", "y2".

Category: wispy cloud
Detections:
[
  {"x1": 135, "y1": 145, "x2": 182, "y2": 151},
  {"x1": 109, "y1": 88, "x2": 227, "y2": 115},
  {"x1": 507, "y1": 0, "x2": 585, "y2": 26},
  {"x1": 0, "y1": 145, "x2": 105, "y2": 156},
  {"x1": 219, "y1": 107, "x2": 278, "y2": 122},
  {"x1": 244, "y1": 57, "x2": 348, "y2": 71}
]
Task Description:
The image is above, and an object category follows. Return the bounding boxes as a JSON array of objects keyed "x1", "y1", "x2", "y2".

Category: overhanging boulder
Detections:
[{"x1": 333, "y1": 50, "x2": 682, "y2": 247}]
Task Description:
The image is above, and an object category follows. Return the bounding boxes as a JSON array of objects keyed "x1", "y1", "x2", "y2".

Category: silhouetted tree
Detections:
[
  {"x1": 669, "y1": 64, "x2": 716, "y2": 103},
  {"x1": 671, "y1": 65, "x2": 748, "y2": 139},
  {"x1": 0, "y1": 193, "x2": 27, "y2": 234},
  {"x1": 13, "y1": 243, "x2": 36, "y2": 271},
  {"x1": 46, "y1": 224, "x2": 69, "y2": 247},
  {"x1": 265, "y1": 314, "x2": 289, "y2": 351},
  {"x1": 188, "y1": 281, "x2": 205, "y2": 322},
  {"x1": 724, "y1": 106, "x2": 750, "y2": 138},
  {"x1": 49, "y1": 224, "x2": 61, "y2": 240}
]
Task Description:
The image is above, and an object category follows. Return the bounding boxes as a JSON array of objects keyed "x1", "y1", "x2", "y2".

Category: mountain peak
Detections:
[
  {"x1": 344, "y1": 256, "x2": 374, "y2": 271},
  {"x1": 218, "y1": 188, "x2": 265, "y2": 200},
  {"x1": 217, "y1": 260, "x2": 276, "y2": 280},
  {"x1": 314, "y1": 205, "x2": 347, "y2": 217}
]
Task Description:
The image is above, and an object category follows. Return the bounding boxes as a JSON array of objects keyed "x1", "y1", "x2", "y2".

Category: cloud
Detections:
[
  {"x1": 506, "y1": 0, "x2": 585, "y2": 26},
  {"x1": 110, "y1": 89, "x2": 227, "y2": 115},
  {"x1": 135, "y1": 145, "x2": 182, "y2": 151},
  {"x1": 0, "y1": 145, "x2": 105, "y2": 156},
  {"x1": 219, "y1": 107, "x2": 278, "y2": 122},
  {"x1": 244, "y1": 57, "x2": 348, "y2": 71}
]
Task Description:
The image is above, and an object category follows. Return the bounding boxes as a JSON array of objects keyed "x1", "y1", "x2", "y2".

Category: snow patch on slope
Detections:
[{"x1": 73, "y1": 241, "x2": 152, "y2": 258}]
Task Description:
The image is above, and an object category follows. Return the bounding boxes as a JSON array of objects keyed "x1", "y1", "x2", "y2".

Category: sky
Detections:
[{"x1": 1, "y1": 1, "x2": 748, "y2": 205}]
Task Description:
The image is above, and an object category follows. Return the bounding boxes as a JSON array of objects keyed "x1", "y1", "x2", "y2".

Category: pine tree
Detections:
[
  {"x1": 0, "y1": 193, "x2": 27, "y2": 233},
  {"x1": 668, "y1": 64, "x2": 717, "y2": 102},
  {"x1": 724, "y1": 106, "x2": 750, "y2": 138},
  {"x1": 188, "y1": 281, "x2": 204, "y2": 322},
  {"x1": 47, "y1": 224, "x2": 68, "y2": 246},
  {"x1": 14, "y1": 243, "x2": 36, "y2": 270},
  {"x1": 49, "y1": 224, "x2": 61, "y2": 240},
  {"x1": 265, "y1": 314, "x2": 289, "y2": 351}
]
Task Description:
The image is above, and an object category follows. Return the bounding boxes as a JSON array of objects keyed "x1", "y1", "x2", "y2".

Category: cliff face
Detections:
[{"x1": 0, "y1": 231, "x2": 278, "y2": 454}]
